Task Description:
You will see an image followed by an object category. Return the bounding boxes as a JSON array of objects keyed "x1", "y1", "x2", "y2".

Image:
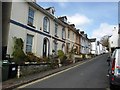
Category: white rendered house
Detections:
[{"x1": 3, "y1": 1, "x2": 67, "y2": 58}]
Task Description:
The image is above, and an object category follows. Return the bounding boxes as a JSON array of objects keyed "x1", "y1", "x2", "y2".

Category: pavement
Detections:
[{"x1": 2, "y1": 57, "x2": 97, "y2": 90}]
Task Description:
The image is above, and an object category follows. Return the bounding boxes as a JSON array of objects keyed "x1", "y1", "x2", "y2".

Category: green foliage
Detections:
[
  {"x1": 67, "y1": 46, "x2": 76, "y2": 60},
  {"x1": 57, "y1": 50, "x2": 64, "y2": 60},
  {"x1": 43, "y1": 56, "x2": 50, "y2": 63},
  {"x1": 25, "y1": 52, "x2": 43, "y2": 63},
  {"x1": 12, "y1": 37, "x2": 26, "y2": 64},
  {"x1": 82, "y1": 54, "x2": 85, "y2": 59},
  {"x1": 57, "y1": 50, "x2": 67, "y2": 64}
]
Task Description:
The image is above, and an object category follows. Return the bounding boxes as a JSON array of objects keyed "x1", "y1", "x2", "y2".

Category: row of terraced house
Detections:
[{"x1": 3, "y1": 1, "x2": 97, "y2": 60}]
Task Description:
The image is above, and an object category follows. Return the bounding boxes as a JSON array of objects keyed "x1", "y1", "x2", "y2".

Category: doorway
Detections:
[{"x1": 43, "y1": 38, "x2": 49, "y2": 57}]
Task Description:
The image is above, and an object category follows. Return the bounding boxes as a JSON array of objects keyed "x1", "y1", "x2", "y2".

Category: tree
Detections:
[
  {"x1": 100, "y1": 35, "x2": 110, "y2": 47},
  {"x1": 12, "y1": 37, "x2": 26, "y2": 64}
]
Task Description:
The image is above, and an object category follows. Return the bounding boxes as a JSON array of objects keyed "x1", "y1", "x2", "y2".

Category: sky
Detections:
[{"x1": 36, "y1": 1, "x2": 118, "y2": 41}]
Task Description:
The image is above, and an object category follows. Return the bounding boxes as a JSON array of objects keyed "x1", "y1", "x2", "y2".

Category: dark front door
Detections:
[{"x1": 43, "y1": 39, "x2": 47, "y2": 57}]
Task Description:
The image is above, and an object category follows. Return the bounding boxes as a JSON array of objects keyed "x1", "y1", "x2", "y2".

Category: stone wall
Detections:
[{"x1": 19, "y1": 64, "x2": 51, "y2": 76}]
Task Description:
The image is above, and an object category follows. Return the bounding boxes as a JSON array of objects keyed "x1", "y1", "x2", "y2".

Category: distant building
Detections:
[
  {"x1": 80, "y1": 31, "x2": 91, "y2": 55},
  {"x1": 109, "y1": 27, "x2": 119, "y2": 53},
  {"x1": 90, "y1": 38, "x2": 97, "y2": 55},
  {"x1": 99, "y1": 43, "x2": 106, "y2": 54},
  {"x1": 66, "y1": 24, "x2": 80, "y2": 54}
]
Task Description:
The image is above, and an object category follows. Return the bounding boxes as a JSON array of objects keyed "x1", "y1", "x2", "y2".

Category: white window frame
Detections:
[
  {"x1": 28, "y1": 7, "x2": 34, "y2": 26},
  {"x1": 55, "y1": 23, "x2": 58, "y2": 36},
  {"x1": 54, "y1": 41, "x2": 57, "y2": 54},
  {"x1": 68, "y1": 30, "x2": 70, "y2": 38},
  {"x1": 26, "y1": 34, "x2": 33, "y2": 53},
  {"x1": 43, "y1": 17, "x2": 50, "y2": 33},
  {"x1": 62, "y1": 27, "x2": 65, "y2": 39}
]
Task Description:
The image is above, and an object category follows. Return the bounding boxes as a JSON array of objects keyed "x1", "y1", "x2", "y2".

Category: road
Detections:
[{"x1": 17, "y1": 54, "x2": 110, "y2": 88}]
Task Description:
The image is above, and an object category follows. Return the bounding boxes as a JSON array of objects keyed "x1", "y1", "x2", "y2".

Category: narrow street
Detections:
[{"x1": 17, "y1": 54, "x2": 110, "y2": 89}]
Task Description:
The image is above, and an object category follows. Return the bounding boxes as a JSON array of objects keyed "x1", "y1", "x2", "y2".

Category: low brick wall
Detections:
[{"x1": 19, "y1": 63, "x2": 51, "y2": 76}]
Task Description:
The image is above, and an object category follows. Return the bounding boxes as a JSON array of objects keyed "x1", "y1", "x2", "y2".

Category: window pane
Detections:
[
  {"x1": 55, "y1": 23, "x2": 58, "y2": 35},
  {"x1": 28, "y1": 8, "x2": 34, "y2": 25},
  {"x1": 68, "y1": 30, "x2": 70, "y2": 38},
  {"x1": 26, "y1": 35, "x2": 33, "y2": 53},
  {"x1": 26, "y1": 45, "x2": 32, "y2": 53},
  {"x1": 28, "y1": 17, "x2": 33, "y2": 25},
  {"x1": 62, "y1": 28, "x2": 65, "y2": 38},
  {"x1": 53, "y1": 41, "x2": 57, "y2": 54},
  {"x1": 47, "y1": 21, "x2": 49, "y2": 32},
  {"x1": 43, "y1": 18, "x2": 47, "y2": 31},
  {"x1": 112, "y1": 50, "x2": 116, "y2": 58},
  {"x1": 29, "y1": 8, "x2": 34, "y2": 18},
  {"x1": 43, "y1": 17, "x2": 49, "y2": 32},
  {"x1": 27, "y1": 35, "x2": 33, "y2": 44}
]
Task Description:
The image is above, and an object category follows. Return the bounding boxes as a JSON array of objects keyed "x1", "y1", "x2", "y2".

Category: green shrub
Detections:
[
  {"x1": 57, "y1": 50, "x2": 64, "y2": 59},
  {"x1": 57, "y1": 50, "x2": 67, "y2": 65},
  {"x1": 43, "y1": 57, "x2": 50, "y2": 63},
  {"x1": 25, "y1": 52, "x2": 43, "y2": 63},
  {"x1": 12, "y1": 37, "x2": 26, "y2": 64}
]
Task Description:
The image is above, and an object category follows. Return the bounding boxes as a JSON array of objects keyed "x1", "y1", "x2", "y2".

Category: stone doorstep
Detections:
[{"x1": 2, "y1": 59, "x2": 90, "y2": 90}]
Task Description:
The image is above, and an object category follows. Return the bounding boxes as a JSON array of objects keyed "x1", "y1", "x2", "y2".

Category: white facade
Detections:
[
  {"x1": 96, "y1": 41, "x2": 108, "y2": 55},
  {"x1": 91, "y1": 42, "x2": 97, "y2": 55},
  {"x1": 3, "y1": 1, "x2": 94, "y2": 59},
  {"x1": 97, "y1": 43, "x2": 107, "y2": 55},
  {"x1": 109, "y1": 27, "x2": 119, "y2": 48},
  {"x1": 6, "y1": 2, "x2": 67, "y2": 58},
  {"x1": 66, "y1": 27, "x2": 77, "y2": 53},
  {"x1": 80, "y1": 32, "x2": 91, "y2": 54}
]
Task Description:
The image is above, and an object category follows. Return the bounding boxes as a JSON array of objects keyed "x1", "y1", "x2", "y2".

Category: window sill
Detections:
[
  {"x1": 27, "y1": 23, "x2": 36, "y2": 28},
  {"x1": 43, "y1": 30, "x2": 49, "y2": 34},
  {"x1": 62, "y1": 38, "x2": 66, "y2": 40},
  {"x1": 54, "y1": 35, "x2": 59, "y2": 38}
]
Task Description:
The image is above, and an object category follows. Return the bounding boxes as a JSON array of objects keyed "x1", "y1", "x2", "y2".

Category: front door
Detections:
[
  {"x1": 43, "y1": 39, "x2": 47, "y2": 57},
  {"x1": 43, "y1": 38, "x2": 49, "y2": 57}
]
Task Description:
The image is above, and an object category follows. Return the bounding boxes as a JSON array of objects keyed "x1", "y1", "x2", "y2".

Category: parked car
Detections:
[{"x1": 107, "y1": 47, "x2": 120, "y2": 89}]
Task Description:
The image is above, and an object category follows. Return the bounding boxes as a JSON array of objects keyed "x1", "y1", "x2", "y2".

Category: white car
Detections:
[{"x1": 108, "y1": 47, "x2": 120, "y2": 89}]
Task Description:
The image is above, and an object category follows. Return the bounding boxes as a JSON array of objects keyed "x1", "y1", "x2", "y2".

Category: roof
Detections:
[
  {"x1": 89, "y1": 38, "x2": 96, "y2": 42},
  {"x1": 28, "y1": 2, "x2": 66, "y2": 27},
  {"x1": 58, "y1": 16, "x2": 67, "y2": 20}
]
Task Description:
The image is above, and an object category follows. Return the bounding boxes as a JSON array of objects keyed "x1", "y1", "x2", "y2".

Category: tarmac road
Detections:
[{"x1": 17, "y1": 54, "x2": 110, "y2": 89}]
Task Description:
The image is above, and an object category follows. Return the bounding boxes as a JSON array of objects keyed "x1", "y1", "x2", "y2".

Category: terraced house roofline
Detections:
[{"x1": 28, "y1": 2, "x2": 67, "y2": 27}]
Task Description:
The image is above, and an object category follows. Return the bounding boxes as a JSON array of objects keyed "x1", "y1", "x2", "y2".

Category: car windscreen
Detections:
[
  {"x1": 118, "y1": 49, "x2": 120, "y2": 66},
  {"x1": 112, "y1": 50, "x2": 116, "y2": 58}
]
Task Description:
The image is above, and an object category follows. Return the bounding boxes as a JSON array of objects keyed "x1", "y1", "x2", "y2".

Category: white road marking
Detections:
[{"x1": 17, "y1": 58, "x2": 95, "y2": 89}]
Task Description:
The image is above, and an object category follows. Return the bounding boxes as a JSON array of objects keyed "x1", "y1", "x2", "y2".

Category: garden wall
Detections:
[{"x1": 19, "y1": 63, "x2": 51, "y2": 76}]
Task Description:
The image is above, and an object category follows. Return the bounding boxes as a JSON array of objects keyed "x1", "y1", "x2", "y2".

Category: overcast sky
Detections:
[{"x1": 37, "y1": 1, "x2": 118, "y2": 41}]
